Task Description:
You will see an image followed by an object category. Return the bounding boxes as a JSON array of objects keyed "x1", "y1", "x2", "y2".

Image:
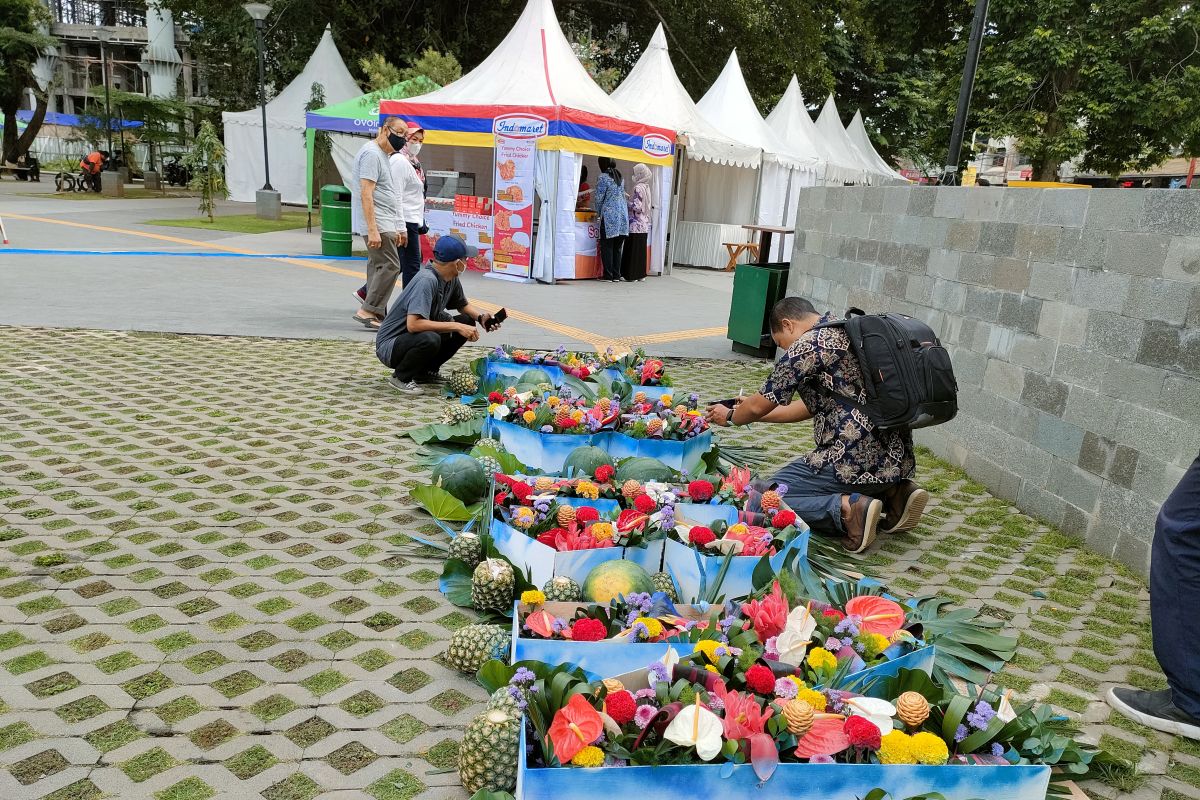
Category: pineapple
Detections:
[
  {"x1": 542, "y1": 575, "x2": 582, "y2": 602},
  {"x1": 441, "y1": 403, "x2": 476, "y2": 425},
  {"x1": 472, "y1": 558, "x2": 515, "y2": 613},
  {"x1": 760, "y1": 490, "x2": 783, "y2": 511},
  {"x1": 459, "y1": 708, "x2": 520, "y2": 794},
  {"x1": 651, "y1": 571, "x2": 678, "y2": 601},
  {"x1": 448, "y1": 531, "x2": 483, "y2": 568},
  {"x1": 448, "y1": 369, "x2": 479, "y2": 397},
  {"x1": 487, "y1": 686, "x2": 521, "y2": 716},
  {"x1": 445, "y1": 623, "x2": 510, "y2": 673},
  {"x1": 475, "y1": 453, "x2": 501, "y2": 477},
  {"x1": 476, "y1": 436, "x2": 505, "y2": 452},
  {"x1": 556, "y1": 505, "x2": 576, "y2": 526},
  {"x1": 621, "y1": 480, "x2": 642, "y2": 500}
]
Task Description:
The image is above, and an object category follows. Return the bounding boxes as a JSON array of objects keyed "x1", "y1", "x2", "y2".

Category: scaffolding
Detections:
[{"x1": 49, "y1": 0, "x2": 146, "y2": 27}]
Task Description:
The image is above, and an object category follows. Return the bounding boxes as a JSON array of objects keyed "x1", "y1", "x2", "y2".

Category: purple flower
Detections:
[
  {"x1": 605, "y1": 757, "x2": 628, "y2": 767},
  {"x1": 707, "y1": 694, "x2": 724, "y2": 713},
  {"x1": 648, "y1": 662, "x2": 669, "y2": 683},
  {"x1": 492, "y1": 346, "x2": 504, "y2": 358},
  {"x1": 634, "y1": 688, "x2": 657, "y2": 700},
  {"x1": 774, "y1": 483, "x2": 788, "y2": 495},
  {"x1": 632, "y1": 622, "x2": 650, "y2": 640},
  {"x1": 991, "y1": 742, "x2": 1005, "y2": 757},
  {"x1": 507, "y1": 685, "x2": 528, "y2": 711},
  {"x1": 774, "y1": 678, "x2": 798, "y2": 699},
  {"x1": 551, "y1": 618, "x2": 567, "y2": 633},
  {"x1": 510, "y1": 667, "x2": 535, "y2": 685},
  {"x1": 954, "y1": 724, "x2": 969, "y2": 742},
  {"x1": 826, "y1": 690, "x2": 847, "y2": 715},
  {"x1": 809, "y1": 754, "x2": 835, "y2": 764},
  {"x1": 840, "y1": 637, "x2": 854, "y2": 648},
  {"x1": 634, "y1": 705, "x2": 659, "y2": 729},
  {"x1": 541, "y1": 425, "x2": 554, "y2": 433},
  {"x1": 967, "y1": 700, "x2": 996, "y2": 731},
  {"x1": 825, "y1": 636, "x2": 842, "y2": 651},
  {"x1": 834, "y1": 618, "x2": 859, "y2": 636}
]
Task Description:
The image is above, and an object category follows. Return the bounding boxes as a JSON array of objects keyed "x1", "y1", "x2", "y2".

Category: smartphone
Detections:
[
  {"x1": 487, "y1": 308, "x2": 507, "y2": 331},
  {"x1": 712, "y1": 397, "x2": 739, "y2": 409}
]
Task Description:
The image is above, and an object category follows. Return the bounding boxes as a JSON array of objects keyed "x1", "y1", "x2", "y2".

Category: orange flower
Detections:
[
  {"x1": 844, "y1": 596, "x2": 906, "y2": 638},
  {"x1": 548, "y1": 694, "x2": 604, "y2": 764}
]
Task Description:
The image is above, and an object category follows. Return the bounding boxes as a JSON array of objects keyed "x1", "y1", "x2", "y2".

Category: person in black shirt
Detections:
[{"x1": 375, "y1": 237, "x2": 501, "y2": 393}]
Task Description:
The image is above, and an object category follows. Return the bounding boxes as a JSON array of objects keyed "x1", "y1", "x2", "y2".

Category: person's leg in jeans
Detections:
[
  {"x1": 388, "y1": 314, "x2": 472, "y2": 383},
  {"x1": 769, "y1": 459, "x2": 891, "y2": 553},
  {"x1": 1109, "y1": 452, "x2": 1200, "y2": 738},
  {"x1": 400, "y1": 222, "x2": 422, "y2": 287},
  {"x1": 426, "y1": 313, "x2": 474, "y2": 376},
  {"x1": 361, "y1": 232, "x2": 401, "y2": 317}
]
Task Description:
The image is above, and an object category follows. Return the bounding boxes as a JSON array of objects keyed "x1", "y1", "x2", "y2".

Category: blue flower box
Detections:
[
  {"x1": 482, "y1": 360, "x2": 674, "y2": 401},
  {"x1": 490, "y1": 519, "x2": 664, "y2": 588},
  {"x1": 489, "y1": 418, "x2": 712, "y2": 474},
  {"x1": 662, "y1": 526, "x2": 812, "y2": 602}
]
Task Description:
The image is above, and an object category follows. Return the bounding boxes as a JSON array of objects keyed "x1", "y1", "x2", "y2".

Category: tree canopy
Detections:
[{"x1": 0, "y1": 0, "x2": 54, "y2": 163}]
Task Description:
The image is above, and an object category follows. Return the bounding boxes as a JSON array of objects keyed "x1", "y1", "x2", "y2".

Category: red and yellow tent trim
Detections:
[{"x1": 377, "y1": 101, "x2": 676, "y2": 165}]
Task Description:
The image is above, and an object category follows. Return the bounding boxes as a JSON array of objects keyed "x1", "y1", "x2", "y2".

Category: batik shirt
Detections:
[{"x1": 760, "y1": 314, "x2": 916, "y2": 484}]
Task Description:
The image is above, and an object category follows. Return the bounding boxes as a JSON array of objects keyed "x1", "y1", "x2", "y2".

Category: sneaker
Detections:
[
  {"x1": 387, "y1": 376, "x2": 422, "y2": 394},
  {"x1": 879, "y1": 480, "x2": 929, "y2": 534},
  {"x1": 841, "y1": 495, "x2": 882, "y2": 554},
  {"x1": 352, "y1": 289, "x2": 366, "y2": 305},
  {"x1": 420, "y1": 371, "x2": 445, "y2": 384},
  {"x1": 1107, "y1": 687, "x2": 1200, "y2": 740}
]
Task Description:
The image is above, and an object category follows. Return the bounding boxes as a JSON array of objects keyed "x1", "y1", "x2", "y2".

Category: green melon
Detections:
[
  {"x1": 562, "y1": 446, "x2": 615, "y2": 478},
  {"x1": 517, "y1": 368, "x2": 553, "y2": 386},
  {"x1": 614, "y1": 457, "x2": 676, "y2": 484},
  {"x1": 581, "y1": 560, "x2": 655, "y2": 604},
  {"x1": 432, "y1": 454, "x2": 487, "y2": 503}
]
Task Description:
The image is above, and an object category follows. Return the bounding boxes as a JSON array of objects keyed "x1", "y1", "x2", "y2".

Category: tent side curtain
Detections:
[{"x1": 378, "y1": 100, "x2": 677, "y2": 165}]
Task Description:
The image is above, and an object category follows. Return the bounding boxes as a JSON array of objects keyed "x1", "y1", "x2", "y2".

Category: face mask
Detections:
[
  {"x1": 386, "y1": 131, "x2": 406, "y2": 152},
  {"x1": 407, "y1": 141, "x2": 422, "y2": 156},
  {"x1": 455, "y1": 259, "x2": 467, "y2": 274}
]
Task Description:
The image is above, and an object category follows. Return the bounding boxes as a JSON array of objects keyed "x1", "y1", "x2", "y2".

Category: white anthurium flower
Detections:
[
  {"x1": 660, "y1": 647, "x2": 680, "y2": 671},
  {"x1": 704, "y1": 538, "x2": 744, "y2": 556},
  {"x1": 774, "y1": 603, "x2": 818, "y2": 665},
  {"x1": 663, "y1": 697, "x2": 723, "y2": 761},
  {"x1": 844, "y1": 697, "x2": 897, "y2": 735},
  {"x1": 492, "y1": 405, "x2": 510, "y2": 420},
  {"x1": 516, "y1": 391, "x2": 534, "y2": 403},
  {"x1": 996, "y1": 691, "x2": 1017, "y2": 723},
  {"x1": 643, "y1": 482, "x2": 671, "y2": 502}
]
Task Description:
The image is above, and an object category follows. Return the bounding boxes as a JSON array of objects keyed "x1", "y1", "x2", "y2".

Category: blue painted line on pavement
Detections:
[{"x1": 1, "y1": 247, "x2": 366, "y2": 261}]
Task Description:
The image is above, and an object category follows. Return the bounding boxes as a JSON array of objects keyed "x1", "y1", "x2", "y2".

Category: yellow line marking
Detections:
[{"x1": 7, "y1": 212, "x2": 728, "y2": 350}]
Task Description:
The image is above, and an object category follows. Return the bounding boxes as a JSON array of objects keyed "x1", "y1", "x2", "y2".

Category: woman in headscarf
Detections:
[
  {"x1": 592, "y1": 156, "x2": 628, "y2": 282},
  {"x1": 621, "y1": 163, "x2": 653, "y2": 282}
]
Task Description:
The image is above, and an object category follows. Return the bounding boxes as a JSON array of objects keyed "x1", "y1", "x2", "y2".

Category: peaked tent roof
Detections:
[
  {"x1": 697, "y1": 51, "x2": 813, "y2": 170},
  {"x1": 223, "y1": 25, "x2": 360, "y2": 132},
  {"x1": 767, "y1": 76, "x2": 862, "y2": 184},
  {"x1": 306, "y1": 78, "x2": 434, "y2": 134},
  {"x1": 611, "y1": 25, "x2": 759, "y2": 168},
  {"x1": 847, "y1": 110, "x2": 906, "y2": 181},
  {"x1": 815, "y1": 94, "x2": 882, "y2": 183}
]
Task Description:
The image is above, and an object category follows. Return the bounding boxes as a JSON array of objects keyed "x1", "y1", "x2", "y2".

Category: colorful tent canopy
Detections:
[
  {"x1": 15, "y1": 110, "x2": 142, "y2": 129},
  {"x1": 305, "y1": 78, "x2": 433, "y2": 135},
  {"x1": 379, "y1": 0, "x2": 674, "y2": 165}
]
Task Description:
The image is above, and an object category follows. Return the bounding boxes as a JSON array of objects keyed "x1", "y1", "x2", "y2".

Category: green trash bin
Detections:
[
  {"x1": 320, "y1": 184, "x2": 353, "y2": 257},
  {"x1": 727, "y1": 262, "x2": 791, "y2": 359}
]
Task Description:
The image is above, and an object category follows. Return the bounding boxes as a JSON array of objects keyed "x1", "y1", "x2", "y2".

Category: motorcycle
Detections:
[{"x1": 163, "y1": 157, "x2": 191, "y2": 187}]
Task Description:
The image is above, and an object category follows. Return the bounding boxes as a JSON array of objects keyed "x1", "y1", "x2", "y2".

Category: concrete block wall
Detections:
[{"x1": 787, "y1": 185, "x2": 1200, "y2": 576}]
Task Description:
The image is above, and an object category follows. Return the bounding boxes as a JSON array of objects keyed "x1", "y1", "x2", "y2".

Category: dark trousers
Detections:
[
  {"x1": 385, "y1": 313, "x2": 472, "y2": 382},
  {"x1": 770, "y1": 459, "x2": 892, "y2": 537},
  {"x1": 1151, "y1": 451, "x2": 1200, "y2": 719},
  {"x1": 360, "y1": 223, "x2": 422, "y2": 295},
  {"x1": 599, "y1": 226, "x2": 625, "y2": 281},
  {"x1": 622, "y1": 231, "x2": 648, "y2": 281}
]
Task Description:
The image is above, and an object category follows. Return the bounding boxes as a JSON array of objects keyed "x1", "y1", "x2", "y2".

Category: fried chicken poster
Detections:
[{"x1": 492, "y1": 134, "x2": 537, "y2": 277}]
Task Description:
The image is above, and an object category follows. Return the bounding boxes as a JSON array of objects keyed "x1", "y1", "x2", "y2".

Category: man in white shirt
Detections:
[
  {"x1": 391, "y1": 123, "x2": 427, "y2": 287},
  {"x1": 349, "y1": 117, "x2": 408, "y2": 330}
]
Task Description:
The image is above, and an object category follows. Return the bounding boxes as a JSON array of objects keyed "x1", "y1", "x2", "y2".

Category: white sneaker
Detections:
[{"x1": 388, "y1": 376, "x2": 422, "y2": 394}]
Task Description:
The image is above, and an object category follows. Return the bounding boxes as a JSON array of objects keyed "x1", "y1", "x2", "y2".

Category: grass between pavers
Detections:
[{"x1": 142, "y1": 211, "x2": 315, "y2": 234}]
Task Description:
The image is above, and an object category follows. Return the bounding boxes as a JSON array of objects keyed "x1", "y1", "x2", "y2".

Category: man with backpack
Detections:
[{"x1": 707, "y1": 296, "x2": 957, "y2": 554}]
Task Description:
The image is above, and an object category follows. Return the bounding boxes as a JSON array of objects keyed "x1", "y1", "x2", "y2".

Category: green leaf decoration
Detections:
[
  {"x1": 403, "y1": 416, "x2": 483, "y2": 446},
  {"x1": 411, "y1": 484, "x2": 475, "y2": 521},
  {"x1": 438, "y1": 558, "x2": 474, "y2": 607}
]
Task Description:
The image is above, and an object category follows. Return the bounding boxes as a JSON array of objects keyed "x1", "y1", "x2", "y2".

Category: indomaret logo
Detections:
[
  {"x1": 494, "y1": 114, "x2": 549, "y2": 138},
  {"x1": 641, "y1": 133, "x2": 673, "y2": 158}
]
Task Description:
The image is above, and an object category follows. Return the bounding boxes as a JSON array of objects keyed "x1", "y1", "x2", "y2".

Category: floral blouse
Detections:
[
  {"x1": 593, "y1": 172, "x2": 629, "y2": 238},
  {"x1": 760, "y1": 314, "x2": 916, "y2": 484},
  {"x1": 628, "y1": 183, "x2": 651, "y2": 234}
]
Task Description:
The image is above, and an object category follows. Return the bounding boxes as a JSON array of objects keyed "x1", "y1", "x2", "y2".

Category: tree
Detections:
[
  {"x1": 399, "y1": 48, "x2": 461, "y2": 87},
  {"x1": 185, "y1": 120, "x2": 226, "y2": 221},
  {"x1": 974, "y1": 0, "x2": 1200, "y2": 180},
  {"x1": 84, "y1": 87, "x2": 194, "y2": 173},
  {"x1": 0, "y1": 0, "x2": 54, "y2": 163},
  {"x1": 304, "y1": 81, "x2": 336, "y2": 201}
]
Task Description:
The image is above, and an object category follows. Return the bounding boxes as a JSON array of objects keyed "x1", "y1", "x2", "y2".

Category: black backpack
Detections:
[{"x1": 814, "y1": 308, "x2": 958, "y2": 430}]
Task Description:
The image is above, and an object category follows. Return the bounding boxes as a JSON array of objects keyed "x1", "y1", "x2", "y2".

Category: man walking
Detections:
[
  {"x1": 350, "y1": 117, "x2": 408, "y2": 330},
  {"x1": 1107, "y1": 452, "x2": 1200, "y2": 740},
  {"x1": 375, "y1": 237, "x2": 502, "y2": 393},
  {"x1": 705, "y1": 296, "x2": 928, "y2": 553}
]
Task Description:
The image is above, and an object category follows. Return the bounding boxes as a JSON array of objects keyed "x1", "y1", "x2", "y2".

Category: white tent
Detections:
[
  {"x1": 611, "y1": 26, "x2": 762, "y2": 270},
  {"x1": 697, "y1": 51, "x2": 818, "y2": 263},
  {"x1": 767, "y1": 75, "x2": 866, "y2": 186},
  {"x1": 222, "y1": 26, "x2": 360, "y2": 205},
  {"x1": 814, "y1": 94, "x2": 886, "y2": 185},
  {"x1": 847, "y1": 109, "x2": 907, "y2": 183}
]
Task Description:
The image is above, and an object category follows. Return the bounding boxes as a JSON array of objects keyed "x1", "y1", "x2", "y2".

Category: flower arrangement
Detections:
[
  {"x1": 483, "y1": 345, "x2": 674, "y2": 386},
  {"x1": 497, "y1": 495, "x2": 656, "y2": 552},
  {"x1": 486, "y1": 390, "x2": 708, "y2": 440},
  {"x1": 675, "y1": 512, "x2": 800, "y2": 558}
]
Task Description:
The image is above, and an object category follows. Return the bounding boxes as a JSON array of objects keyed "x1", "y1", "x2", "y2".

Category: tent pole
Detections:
[
  {"x1": 305, "y1": 128, "x2": 315, "y2": 232},
  {"x1": 665, "y1": 144, "x2": 686, "y2": 276}
]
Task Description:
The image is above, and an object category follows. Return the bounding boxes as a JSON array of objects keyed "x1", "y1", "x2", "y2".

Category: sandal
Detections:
[{"x1": 353, "y1": 314, "x2": 380, "y2": 330}]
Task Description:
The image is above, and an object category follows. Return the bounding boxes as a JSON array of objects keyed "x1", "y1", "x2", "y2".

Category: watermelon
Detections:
[
  {"x1": 516, "y1": 368, "x2": 553, "y2": 387},
  {"x1": 432, "y1": 454, "x2": 488, "y2": 503},
  {"x1": 562, "y1": 446, "x2": 614, "y2": 478},
  {"x1": 581, "y1": 560, "x2": 655, "y2": 604},
  {"x1": 614, "y1": 457, "x2": 676, "y2": 484}
]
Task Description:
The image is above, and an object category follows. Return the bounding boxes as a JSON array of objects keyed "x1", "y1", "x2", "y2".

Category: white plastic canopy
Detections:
[
  {"x1": 767, "y1": 76, "x2": 866, "y2": 185},
  {"x1": 847, "y1": 109, "x2": 907, "y2": 182},
  {"x1": 611, "y1": 25, "x2": 760, "y2": 169},
  {"x1": 222, "y1": 26, "x2": 360, "y2": 205},
  {"x1": 814, "y1": 93, "x2": 885, "y2": 184}
]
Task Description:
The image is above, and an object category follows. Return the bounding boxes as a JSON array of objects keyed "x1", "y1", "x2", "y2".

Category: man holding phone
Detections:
[{"x1": 375, "y1": 237, "x2": 502, "y2": 394}]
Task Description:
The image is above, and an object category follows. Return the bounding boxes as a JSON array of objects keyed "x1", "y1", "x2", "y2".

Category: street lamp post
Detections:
[
  {"x1": 96, "y1": 29, "x2": 115, "y2": 169},
  {"x1": 942, "y1": 0, "x2": 990, "y2": 185},
  {"x1": 243, "y1": 2, "x2": 280, "y2": 220}
]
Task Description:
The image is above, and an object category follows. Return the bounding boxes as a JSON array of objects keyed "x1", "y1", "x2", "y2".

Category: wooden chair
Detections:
[{"x1": 722, "y1": 241, "x2": 759, "y2": 271}]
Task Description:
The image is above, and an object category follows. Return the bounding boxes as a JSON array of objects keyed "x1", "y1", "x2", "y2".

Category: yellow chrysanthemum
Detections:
[
  {"x1": 590, "y1": 522, "x2": 614, "y2": 540},
  {"x1": 571, "y1": 745, "x2": 605, "y2": 768},
  {"x1": 512, "y1": 507, "x2": 536, "y2": 529},
  {"x1": 796, "y1": 687, "x2": 827, "y2": 713},
  {"x1": 788, "y1": 676, "x2": 807, "y2": 691},
  {"x1": 705, "y1": 664, "x2": 718, "y2": 673},
  {"x1": 634, "y1": 617, "x2": 664, "y2": 638},
  {"x1": 807, "y1": 647, "x2": 837, "y2": 672},
  {"x1": 694, "y1": 639, "x2": 723, "y2": 664},
  {"x1": 660, "y1": 395, "x2": 673, "y2": 406},
  {"x1": 522, "y1": 410, "x2": 536, "y2": 424},
  {"x1": 909, "y1": 732, "x2": 949, "y2": 765},
  {"x1": 521, "y1": 590, "x2": 546, "y2": 606},
  {"x1": 488, "y1": 403, "x2": 500, "y2": 414},
  {"x1": 863, "y1": 633, "x2": 891, "y2": 658},
  {"x1": 879, "y1": 730, "x2": 917, "y2": 765},
  {"x1": 548, "y1": 396, "x2": 561, "y2": 407},
  {"x1": 575, "y1": 480, "x2": 600, "y2": 500},
  {"x1": 572, "y1": 409, "x2": 584, "y2": 421}
]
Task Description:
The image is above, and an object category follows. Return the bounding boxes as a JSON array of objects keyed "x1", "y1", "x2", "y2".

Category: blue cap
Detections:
[{"x1": 433, "y1": 236, "x2": 477, "y2": 262}]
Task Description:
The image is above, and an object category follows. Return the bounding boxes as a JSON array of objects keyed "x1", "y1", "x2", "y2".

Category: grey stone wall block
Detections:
[
  {"x1": 1136, "y1": 320, "x2": 1200, "y2": 378},
  {"x1": 1021, "y1": 371, "x2": 1070, "y2": 416},
  {"x1": 1084, "y1": 520, "x2": 1120, "y2": 559},
  {"x1": 951, "y1": 346, "x2": 988, "y2": 387},
  {"x1": 1036, "y1": 301, "x2": 1067, "y2": 340},
  {"x1": 919, "y1": 217, "x2": 950, "y2": 249},
  {"x1": 1017, "y1": 480, "x2": 1068, "y2": 529},
  {"x1": 1038, "y1": 189, "x2": 1090, "y2": 228},
  {"x1": 1083, "y1": 310, "x2": 1145, "y2": 360},
  {"x1": 933, "y1": 188, "x2": 968, "y2": 219},
  {"x1": 1131, "y1": 456, "x2": 1174, "y2": 506},
  {"x1": 1058, "y1": 305, "x2": 1091, "y2": 347},
  {"x1": 984, "y1": 325, "x2": 1016, "y2": 359},
  {"x1": 1063, "y1": 386, "x2": 1122, "y2": 438},
  {"x1": 1015, "y1": 225, "x2": 1061, "y2": 261},
  {"x1": 959, "y1": 253, "x2": 995, "y2": 284},
  {"x1": 993, "y1": 257, "x2": 1033, "y2": 293},
  {"x1": 841, "y1": 190, "x2": 864, "y2": 214},
  {"x1": 965, "y1": 189, "x2": 1004, "y2": 221},
  {"x1": 1071, "y1": 268, "x2": 1132, "y2": 310},
  {"x1": 831, "y1": 211, "x2": 861, "y2": 237},
  {"x1": 1028, "y1": 262, "x2": 1076, "y2": 302},
  {"x1": 1099, "y1": 358, "x2": 1167, "y2": 405},
  {"x1": 1112, "y1": 532, "x2": 1151, "y2": 577},
  {"x1": 998, "y1": 190, "x2": 1041, "y2": 224},
  {"x1": 1035, "y1": 414, "x2": 1086, "y2": 463},
  {"x1": 869, "y1": 214, "x2": 897, "y2": 242},
  {"x1": 1113, "y1": 404, "x2": 1195, "y2": 464},
  {"x1": 1105, "y1": 232, "x2": 1170, "y2": 277},
  {"x1": 1062, "y1": 504, "x2": 1090, "y2": 537},
  {"x1": 1189, "y1": 287, "x2": 1200, "y2": 327},
  {"x1": 1045, "y1": 456, "x2": 1102, "y2": 510},
  {"x1": 931, "y1": 279, "x2": 967, "y2": 312},
  {"x1": 882, "y1": 186, "x2": 911, "y2": 214},
  {"x1": 1138, "y1": 189, "x2": 1200, "y2": 236},
  {"x1": 907, "y1": 187, "x2": 937, "y2": 216},
  {"x1": 1052, "y1": 344, "x2": 1114, "y2": 392},
  {"x1": 878, "y1": 241, "x2": 902, "y2": 268},
  {"x1": 927, "y1": 249, "x2": 962, "y2": 280},
  {"x1": 963, "y1": 451, "x2": 1025, "y2": 500},
  {"x1": 857, "y1": 238, "x2": 880, "y2": 265},
  {"x1": 998, "y1": 292, "x2": 1043, "y2": 334},
  {"x1": 905, "y1": 275, "x2": 934, "y2": 305},
  {"x1": 860, "y1": 189, "x2": 883, "y2": 214},
  {"x1": 899, "y1": 244, "x2": 931, "y2": 274},
  {"x1": 983, "y1": 358, "x2": 1026, "y2": 401},
  {"x1": 965, "y1": 285, "x2": 1002, "y2": 322},
  {"x1": 1159, "y1": 373, "x2": 1200, "y2": 425},
  {"x1": 1009, "y1": 333, "x2": 1057, "y2": 373},
  {"x1": 1079, "y1": 432, "x2": 1139, "y2": 489},
  {"x1": 946, "y1": 220, "x2": 982, "y2": 252},
  {"x1": 882, "y1": 271, "x2": 908, "y2": 299},
  {"x1": 1164, "y1": 237, "x2": 1200, "y2": 284},
  {"x1": 1123, "y1": 277, "x2": 1192, "y2": 325},
  {"x1": 979, "y1": 221, "x2": 1019, "y2": 256},
  {"x1": 1097, "y1": 481, "x2": 1162, "y2": 542},
  {"x1": 1083, "y1": 189, "x2": 1146, "y2": 232}
]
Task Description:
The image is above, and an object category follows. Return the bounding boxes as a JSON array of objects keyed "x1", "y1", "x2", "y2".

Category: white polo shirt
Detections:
[{"x1": 390, "y1": 154, "x2": 425, "y2": 227}]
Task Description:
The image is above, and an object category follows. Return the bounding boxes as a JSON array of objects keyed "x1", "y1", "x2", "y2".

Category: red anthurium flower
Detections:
[
  {"x1": 740, "y1": 581, "x2": 789, "y2": 643},
  {"x1": 536, "y1": 528, "x2": 566, "y2": 547},
  {"x1": 844, "y1": 596, "x2": 906, "y2": 638},
  {"x1": 640, "y1": 359, "x2": 664, "y2": 384},
  {"x1": 524, "y1": 609, "x2": 557, "y2": 638},
  {"x1": 549, "y1": 694, "x2": 604, "y2": 764},
  {"x1": 822, "y1": 608, "x2": 846, "y2": 621},
  {"x1": 717, "y1": 686, "x2": 773, "y2": 741},
  {"x1": 725, "y1": 524, "x2": 775, "y2": 557},
  {"x1": 794, "y1": 715, "x2": 852, "y2": 759},
  {"x1": 616, "y1": 509, "x2": 648, "y2": 533}
]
